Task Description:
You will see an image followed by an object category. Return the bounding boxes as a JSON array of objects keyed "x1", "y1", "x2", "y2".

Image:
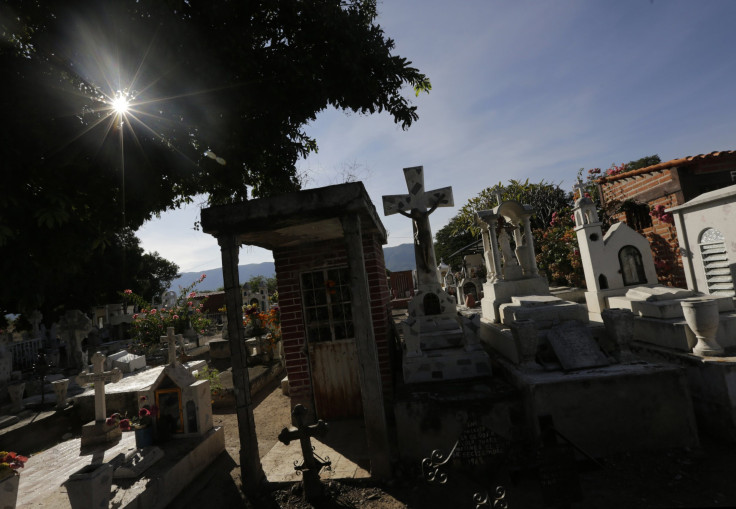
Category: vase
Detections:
[
  {"x1": 0, "y1": 473, "x2": 19, "y2": 509},
  {"x1": 65, "y1": 463, "x2": 113, "y2": 509},
  {"x1": 681, "y1": 299, "x2": 723, "y2": 356},
  {"x1": 134, "y1": 426, "x2": 155, "y2": 449}
]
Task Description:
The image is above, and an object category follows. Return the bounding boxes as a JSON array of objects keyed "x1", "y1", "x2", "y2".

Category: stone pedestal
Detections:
[
  {"x1": 80, "y1": 420, "x2": 122, "y2": 447},
  {"x1": 481, "y1": 277, "x2": 550, "y2": 323}
]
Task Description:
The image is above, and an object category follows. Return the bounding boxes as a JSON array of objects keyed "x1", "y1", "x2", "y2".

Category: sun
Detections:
[{"x1": 111, "y1": 91, "x2": 130, "y2": 114}]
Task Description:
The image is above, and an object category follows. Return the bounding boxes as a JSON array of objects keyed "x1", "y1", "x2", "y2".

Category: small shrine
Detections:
[{"x1": 139, "y1": 327, "x2": 213, "y2": 438}]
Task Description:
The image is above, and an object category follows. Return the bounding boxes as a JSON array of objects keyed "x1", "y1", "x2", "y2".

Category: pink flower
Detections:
[
  {"x1": 139, "y1": 408, "x2": 151, "y2": 418},
  {"x1": 173, "y1": 314, "x2": 179, "y2": 320},
  {"x1": 200, "y1": 329, "x2": 205, "y2": 333},
  {"x1": 195, "y1": 309, "x2": 201, "y2": 313},
  {"x1": 119, "y1": 419, "x2": 131, "y2": 431},
  {"x1": 124, "y1": 289, "x2": 133, "y2": 294},
  {"x1": 132, "y1": 313, "x2": 138, "y2": 319},
  {"x1": 189, "y1": 292, "x2": 196, "y2": 298},
  {"x1": 188, "y1": 301, "x2": 193, "y2": 307},
  {"x1": 150, "y1": 309, "x2": 157, "y2": 315}
]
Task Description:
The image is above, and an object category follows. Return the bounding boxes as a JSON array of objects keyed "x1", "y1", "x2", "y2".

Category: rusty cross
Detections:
[{"x1": 278, "y1": 404, "x2": 330, "y2": 500}]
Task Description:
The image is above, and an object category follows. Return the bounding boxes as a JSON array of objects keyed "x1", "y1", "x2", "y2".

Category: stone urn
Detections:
[
  {"x1": 601, "y1": 308, "x2": 636, "y2": 363},
  {"x1": 7, "y1": 383, "x2": 24, "y2": 413},
  {"x1": 52, "y1": 379, "x2": 70, "y2": 410},
  {"x1": 681, "y1": 299, "x2": 723, "y2": 356},
  {"x1": 65, "y1": 463, "x2": 113, "y2": 509},
  {"x1": 0, "y1": 473, "x2": 19, "y2": 509},
  {"x1": 511, "y1": 319, "x2": 538, "y2": 368}
]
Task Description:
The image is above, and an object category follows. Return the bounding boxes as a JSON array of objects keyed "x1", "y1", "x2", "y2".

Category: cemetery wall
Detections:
[{"x1": 274, "y1": 233, "x2": 393, "y2": 415}]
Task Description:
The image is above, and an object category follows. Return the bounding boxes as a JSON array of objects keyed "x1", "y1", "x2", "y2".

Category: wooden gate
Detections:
[{"x1": 308, "y1": 338, "x2": 363, "y2": 420}]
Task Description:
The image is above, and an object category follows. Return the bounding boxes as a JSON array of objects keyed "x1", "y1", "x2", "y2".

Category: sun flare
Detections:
[{"x1": 111, "y1": 92, "x2": 129, "y2": 114}]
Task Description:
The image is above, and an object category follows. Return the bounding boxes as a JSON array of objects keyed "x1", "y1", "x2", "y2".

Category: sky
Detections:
[{"x1": 137, "y1": 0, "x2": 736, "y2": 274}]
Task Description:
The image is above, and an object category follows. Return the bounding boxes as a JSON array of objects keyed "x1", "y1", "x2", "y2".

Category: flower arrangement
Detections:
[
  {"x1": 0, "y1": 452, "x2": 28, "y2": 480},
  {"x1": 106, "y1": 397, "x2": 159, "y2": 431},
  {"x1": 125, "y1": 275, "x2": 212, "y2": 356}
]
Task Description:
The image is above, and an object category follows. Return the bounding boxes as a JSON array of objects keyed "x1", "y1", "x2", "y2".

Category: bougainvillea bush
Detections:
[{"x1": 125, "y1": 275, "x2": 211, "y2": 355}]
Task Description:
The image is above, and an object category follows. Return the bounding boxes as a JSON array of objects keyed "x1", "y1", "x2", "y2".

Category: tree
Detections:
[{"x1": 0, "y1": 0, "x2": 429, "y2": 319}]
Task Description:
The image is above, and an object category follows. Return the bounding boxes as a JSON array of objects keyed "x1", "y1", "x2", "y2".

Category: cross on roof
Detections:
[
  {"x1": 161, "y1": 327, "x2": 178, "y2": 365},
  {"x1": 76, "y1": 351, "x2": 122, "y2": 422},
  {"x1": 382, "y1": 166, "x2": 454, "y2": 218},
  {"x1": 573, "y1": 180, "x2": 587, "y2": 198}
]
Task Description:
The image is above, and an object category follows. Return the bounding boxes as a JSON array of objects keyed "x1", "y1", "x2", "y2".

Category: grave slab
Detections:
[{"x1": 546, "y1": 322, "x2": 610, "y2": 371}]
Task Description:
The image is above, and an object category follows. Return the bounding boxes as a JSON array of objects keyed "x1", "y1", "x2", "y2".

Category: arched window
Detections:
[
  {"x1": 423, "y1": 293, "x2": 441, "y2": 316},
  {"x1": 619, "y1": 246, "x2": 647, "y2": 286},
  {"x1": 699, "y1": 228, "x2": 734, "y2": 296}
]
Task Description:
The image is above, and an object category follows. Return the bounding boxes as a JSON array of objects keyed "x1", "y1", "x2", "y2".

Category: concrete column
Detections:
[
  {"x1": 523, "y1": 216, "x2": 539, "y2": 275},
  {"x1": 218, "y1": 235, "x2": 265, "y2": 492},
  {"x1": 340, "y1": 214, "x2": 392, "y2": 480},
  {"x1": 487, "y1": 217, "x2": 503, "y2": 281}
]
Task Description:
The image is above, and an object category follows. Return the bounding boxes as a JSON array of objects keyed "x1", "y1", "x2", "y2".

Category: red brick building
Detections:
[{"x1": 598, "y1": 150, "x2": 736, "y2": 287}]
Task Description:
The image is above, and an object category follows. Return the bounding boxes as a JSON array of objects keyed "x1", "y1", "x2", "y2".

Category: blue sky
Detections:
[{"x1": 137, "y1": 0, "x2": 736, "y2": 273}]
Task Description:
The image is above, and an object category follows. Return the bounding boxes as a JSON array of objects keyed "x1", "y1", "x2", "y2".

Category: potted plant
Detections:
[
  {"x1": 117, "y1": 397, "x2": 159, "y2": 448},
  {"x1": 0, "y1": 451, "x2": 27, "y2": 509}
]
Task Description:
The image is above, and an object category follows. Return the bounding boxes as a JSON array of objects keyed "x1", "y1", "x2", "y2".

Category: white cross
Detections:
[
  {"x1": 161, "y1": 327, "x2": 179, "y2": 365},
  {"x1": 382, "y1": 166, "x2": 454, "y2": 218},
  {"x1": 76, "y1": 352, "x2": 122, "y2": 422}
]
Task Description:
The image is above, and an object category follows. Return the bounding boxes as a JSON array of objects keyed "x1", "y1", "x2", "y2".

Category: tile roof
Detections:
[{"x1": 598, "y1": 150, "x2": 736, "y2": 183}]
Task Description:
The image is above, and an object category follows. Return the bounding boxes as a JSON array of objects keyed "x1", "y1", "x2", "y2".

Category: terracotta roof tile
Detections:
[{"x1": 598, "y1": 150, "x2": 736, "y2": 183}]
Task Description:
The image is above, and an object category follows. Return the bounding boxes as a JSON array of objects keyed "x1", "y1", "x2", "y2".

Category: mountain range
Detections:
[{"x1": 169, "y1": 243, "x2": 416, "y2": 292}]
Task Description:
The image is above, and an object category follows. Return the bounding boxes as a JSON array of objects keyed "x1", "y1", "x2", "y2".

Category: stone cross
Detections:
[
  {"x1": 573, "y1": 180, "x2": 587, "y2": 199},
  {"x1": 382, "y1": 166, "x2": 454, "y2": 288},
  {"x1": 76, "y1": 352, "x2": 122, "y2": 423},
  {"x1": 278, "y1": 404, "x2": 330, "y2": 501},
  {"x1": 161, "y1": 327, "x2": 178, "y2": 365}
]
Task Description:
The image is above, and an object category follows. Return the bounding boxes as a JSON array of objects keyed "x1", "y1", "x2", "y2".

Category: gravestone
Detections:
[
  {"x1": 106, "y1": 350, "x2": 146, "y2": 373},
  {"x1": 76, "y1": 352, "x2": 123, "y2": 446},
  {"x1": 277, "y1": 404, "x2": 331, "y2": 501},
  {"x1": 546, "y1": 322, "x2": 609, "y2": 371},
  {"x1": 454, "y1": 419, "x2": 509, "y2": 468}
]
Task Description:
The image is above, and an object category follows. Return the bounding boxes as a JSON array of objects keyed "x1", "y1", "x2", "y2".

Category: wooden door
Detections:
[{"x1": 308, "y1": 338, "x2": 363, "y2": 419}]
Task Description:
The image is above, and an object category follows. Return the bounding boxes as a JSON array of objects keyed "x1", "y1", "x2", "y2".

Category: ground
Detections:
[{"x1": 170, "y1": 375, "x2": 736, "y2": 509}]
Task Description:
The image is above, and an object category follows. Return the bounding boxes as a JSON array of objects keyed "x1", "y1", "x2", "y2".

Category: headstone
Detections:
[
  {"x1": 547, "y1": 322, "x2": 609, "y2": 371},
  {"x1": 107, "y1": 350, "x2": 146, "y2": 373},
  {"x1": 454, "y1": 419, "x2": 509, "y2": 468},
  {"x1": 277, "y1": 404, "x2": 331, "y2": 501},
  {"x1": 76, "y1": 352, "x2": 123, "y2": 446}
]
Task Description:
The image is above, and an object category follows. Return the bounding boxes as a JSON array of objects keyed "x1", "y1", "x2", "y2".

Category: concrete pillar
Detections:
[
  {"x1": 218, "y1": 235, "x2": 265, "y2": 492},
  {"x1": 340, "y1": 214, "x2": 392, "y2": 480}
]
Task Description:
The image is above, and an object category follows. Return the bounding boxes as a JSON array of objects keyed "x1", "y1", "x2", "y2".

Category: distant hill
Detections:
[{"x1": 169, "y1": 244, "x2": 416, "y2": 292}]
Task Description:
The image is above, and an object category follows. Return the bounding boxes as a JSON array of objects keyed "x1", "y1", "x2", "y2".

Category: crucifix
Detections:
[
  {"x1": 278, "y1": 404, "x2": 331, "y2": 501},
  {"x1": 382, "y1": 166, "x2": 454, "y2": 288},
  {"x1": 161, "y1": 326, "x2": 179, "y2": 365},
  {"x1": 76, "y1": 352, "x2": 122, "y2": 423}
]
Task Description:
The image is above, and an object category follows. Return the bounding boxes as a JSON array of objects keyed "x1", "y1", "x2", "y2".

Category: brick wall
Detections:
[
  {"x1": 599, "y1": 168, "x2": 687, "y2": 287},
  {"x1": 273, "y1": 233, "x2": 393, "y2": 414}
]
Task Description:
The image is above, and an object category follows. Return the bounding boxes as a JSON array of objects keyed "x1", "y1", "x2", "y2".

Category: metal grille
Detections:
[{"x1": 699, "y1": 228, "x2": 734, "y2": 296}]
